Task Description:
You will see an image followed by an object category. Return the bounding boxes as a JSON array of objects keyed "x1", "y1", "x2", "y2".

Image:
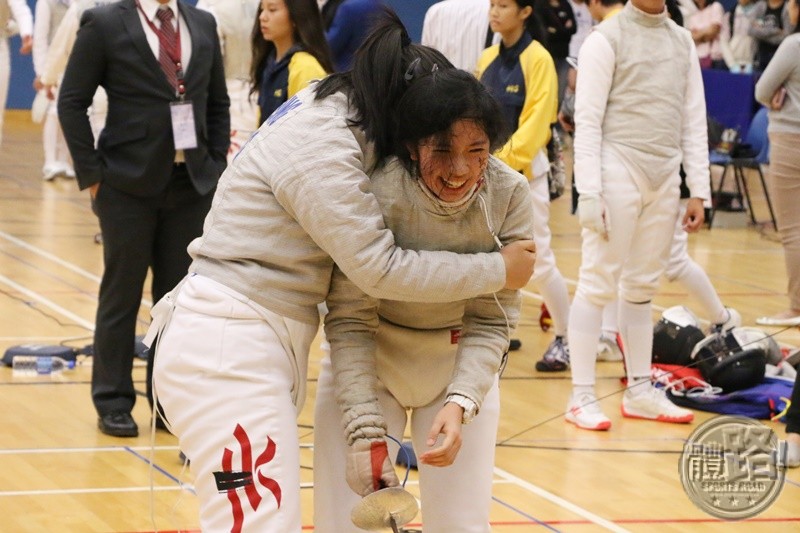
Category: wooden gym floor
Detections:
[{"x1": 1, "y1": 110, "x2": 798, "y2": 532}]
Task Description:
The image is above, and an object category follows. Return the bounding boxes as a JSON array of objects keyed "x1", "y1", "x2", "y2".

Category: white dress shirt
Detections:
[
  {"x1": 421, "y1": 0, "x2": 489, "y2": 72},
  {"x1": 136, "y1": 0, "x2": 192, "y2": 71}
]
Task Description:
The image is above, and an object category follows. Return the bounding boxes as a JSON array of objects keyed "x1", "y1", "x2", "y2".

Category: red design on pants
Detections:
[{"x1": 220, "y1": 423, "x2": 282, "y2": 532}]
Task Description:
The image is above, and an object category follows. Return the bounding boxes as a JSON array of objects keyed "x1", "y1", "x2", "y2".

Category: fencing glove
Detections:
[
  {"x1": 577, "y1": 194, "x2": 610, "y2": 240},
  {"x1": 346, "y1": 439, "x2": 400, "y2": 497}
]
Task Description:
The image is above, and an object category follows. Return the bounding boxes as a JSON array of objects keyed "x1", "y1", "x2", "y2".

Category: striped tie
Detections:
[{"x1": 156, "y1": 7, "x2": 178, "y2": 90}]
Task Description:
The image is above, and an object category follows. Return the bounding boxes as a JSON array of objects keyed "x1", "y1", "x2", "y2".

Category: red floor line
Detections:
[{"x1": 140, "y1": 515, "x2": 800, "y2": 532}]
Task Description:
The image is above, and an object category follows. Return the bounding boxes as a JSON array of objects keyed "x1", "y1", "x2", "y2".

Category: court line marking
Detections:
[
  {"x1": 0, "y1": 229, "x2": 153, "y2": 307},
  {"x1": 493, "y1": 466, "x2": 631, "y2": 532},
  {"x1": 0, "y1": 273, "x2": 95, "y2": 330},
  {"x1": 0, "y1": 229, "x2": 101, "y2": 284}
]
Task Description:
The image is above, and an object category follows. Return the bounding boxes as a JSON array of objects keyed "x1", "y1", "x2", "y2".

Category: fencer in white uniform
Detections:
[
  {"x1": 197, "y1": 0, "x2": 259, "y2": 161},
  {"x1": 566, "y1": 0, "x2": 711, "y2": 431},
  {"x1": 0, "y1": 0, "x2": 33, "y2": 146},
  {"x1": 149, "y1": 16, "x2": 536, "y2": 531},
  {"x1": 32, "y1": 0, "x2": 73, "y2": 180},
  {"x1": 40, "y1": 0, "x2": 117, "y2": 141}
]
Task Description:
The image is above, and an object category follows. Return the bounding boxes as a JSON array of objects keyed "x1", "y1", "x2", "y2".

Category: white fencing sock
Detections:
[
  {"x1": 538, "y1": 271, "x2": 571, "y2": 338},
  {"x1": 675, "y1": 260, "x2": 727, "y2": 324},
  {"x1": 568, "y1": 295, "x2": 603, "y2": 387},
  {"x1": 618, "y1": 300, "x2": 653, "y2": 396}
]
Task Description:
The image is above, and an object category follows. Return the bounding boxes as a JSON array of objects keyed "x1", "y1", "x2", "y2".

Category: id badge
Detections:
[{"x1": 170, "y1": 100, "x2": 198, "y2": 150}]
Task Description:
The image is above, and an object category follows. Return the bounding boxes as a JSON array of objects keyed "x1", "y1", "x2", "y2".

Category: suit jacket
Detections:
[{"x1": 58, "y1": 0, "x2": 230, "y2": 197}]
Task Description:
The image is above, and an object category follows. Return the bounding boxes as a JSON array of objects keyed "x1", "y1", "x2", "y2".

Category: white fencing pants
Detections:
[
  {"x1": 42, "y1": 97, "x2": 72, "y2": 174},
  {"x1": 575, "y1": 150, "x2": 680, "y2": 306},
  {"x1": 153, "y1": 274, "x2": 318, "y2": 533},
  {"x1": 313, "y1": 355, "x2": 499, "y2": 533},
  {"x1": 529, "y1": 170, "x2": 571, "y2": 337},
  {"x1": 569, "y1": 149, "x2": 680, "y2": 387}
]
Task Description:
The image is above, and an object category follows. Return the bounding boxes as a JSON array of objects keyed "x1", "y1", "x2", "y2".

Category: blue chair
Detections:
[{"x1": 708, "y1": 107, "x2": 777, "y2": 229}]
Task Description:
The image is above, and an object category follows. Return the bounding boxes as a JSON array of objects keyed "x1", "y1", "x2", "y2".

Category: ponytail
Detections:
[{"x1": 315, "y1": 9, "x2": 454, "y2": 161}]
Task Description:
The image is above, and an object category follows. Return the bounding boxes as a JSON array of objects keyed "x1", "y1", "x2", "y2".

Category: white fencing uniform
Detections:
[
  {"x1": 568, "y1": 3, "x2": 710, "y2": 395},
  {"x1": 41, "y1": 0, "x2": 116, "y2": 141},
  {"x1": 313, "y1": 156, "x2": 531, "y2": 532},
  {"x1": 0, "y1": 0, "x2": 33, "y2": 146},
  {"x1": 151, "y1": 86, "x2": 510, "y2": 532},
  {"x1": 33, "y1": 0, "x2": 72, "y2": 178},
  {"x1": 197, "y1": 0, "x2": 259, "y2": 161}
]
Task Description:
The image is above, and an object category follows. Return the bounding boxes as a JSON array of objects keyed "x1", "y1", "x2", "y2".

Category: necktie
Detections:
[{"x1": 156, "y1": 7, "x2": 178, "y2": 90}]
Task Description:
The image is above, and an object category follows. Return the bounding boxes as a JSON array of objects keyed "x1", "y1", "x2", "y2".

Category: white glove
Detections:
[
  {"x1": 346, "y1": 439, "x2": 400, "y2": 497},
  {"x1": 577, "y1": 194, "x2": 610, "y2": 240}
]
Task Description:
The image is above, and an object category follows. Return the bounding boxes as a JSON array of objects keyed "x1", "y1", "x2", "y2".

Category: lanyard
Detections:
[{"x1": 135, "y1": 0, "x2": 186, "y2": 98}]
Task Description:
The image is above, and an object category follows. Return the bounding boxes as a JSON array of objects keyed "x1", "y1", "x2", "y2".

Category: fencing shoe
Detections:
[
  {"x1": 621, "y1": 386, "x2": 693, "y2": 423},
  {"x1": 535, "y1": 336, "x2": 569, "y2": 371},
  {"x1": 709, "y1": 307, "x2": 742, "y2": 334},
  {"x1": 566, "y1": 391, "x2": 611, "y2": 431},
  {"x1": 597, "y1": 333, "x2": 624, "y2": 362}
]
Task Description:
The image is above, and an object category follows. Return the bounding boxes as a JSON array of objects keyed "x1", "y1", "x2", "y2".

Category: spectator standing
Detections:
[
  {"x1": 749, "y1": 0, "x2": 791, "y2": 70},
  {"x1": 721, "y1": 0, "x2": 759, "y2": 72},
  {"x1": 421, "y1": 0, "x2": 490, "y2": 71},
  {"x1": 250, "y1": 0, "x2": 332, "y2": 125},
  {"x1": 535, "y1": 0, "x2": 576, "y2": 103},
  {"x1": 0, "y1": 0, "x2": 33, "y2": 146},
  {"x1": 58, "y1": 0, "x2": 230, "y2": 438},
  {"x1": 477, "y1": 0, "x2": 570, "y2": 371},
  {"x1": 755, "y1": 0, "x2": 800, "y2": 325},
  {"x1": 197, "y1": 0, "x2": 260, "y2": 160},
  {"x1": 688, "y1": 0, "x2": 726, "y2": 68},
  {"x1": 567, "y1": 0, "x2": 593, "y2": 59},
  {"x1": 321, "y1": 0, "x2": 382, "y2": 71},
  {"x1": 32, "y1": 0, "x2": 74, "y2": 181}
]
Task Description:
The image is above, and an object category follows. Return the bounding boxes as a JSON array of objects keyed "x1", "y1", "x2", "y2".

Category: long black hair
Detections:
[
  {"x1": 393, "y1": 69, "x2": 510, "y2": 173},
  {"x1": 517, "y1": 0, "x2": 549, "y2": 48},
  {"x1": 250, "y1": 0, "x2": 334, "y2": 97},
  {"x1": 314, "y1": 9, "x2": 456, "y2": 163}
]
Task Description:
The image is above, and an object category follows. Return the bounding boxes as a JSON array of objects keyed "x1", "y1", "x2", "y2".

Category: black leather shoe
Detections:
[{"x1": 98, "y1": 411, "x2": 139, "y2": 437}]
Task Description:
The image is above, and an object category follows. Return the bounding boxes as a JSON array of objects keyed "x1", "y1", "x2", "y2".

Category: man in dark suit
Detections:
[{"x1": 58, "y1": 0, "x2": 229, "y2": 437}]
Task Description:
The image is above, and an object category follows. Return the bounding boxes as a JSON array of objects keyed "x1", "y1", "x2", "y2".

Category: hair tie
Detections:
[{"x1": 404, "y1": 59, "x2": 439, "y2": 84}]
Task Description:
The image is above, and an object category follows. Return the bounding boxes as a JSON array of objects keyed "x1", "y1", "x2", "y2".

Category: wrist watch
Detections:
[{"x1": 446, "y1": 394, "x2": 478, "y2": 424}]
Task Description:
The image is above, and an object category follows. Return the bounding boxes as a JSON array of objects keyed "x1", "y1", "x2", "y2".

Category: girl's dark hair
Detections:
[
  {"x1": 393, "y1": 69, "x2": 510, "y2": 172},
  {"x1": 250, "y1": 0, "x2": 335, "y2": 97},
  {"x1": 516, "y1": 0, "x2": 549, "y2": 47},
  {"x1": 314, "y1": 9, "x2": 456, "y2": 162}
]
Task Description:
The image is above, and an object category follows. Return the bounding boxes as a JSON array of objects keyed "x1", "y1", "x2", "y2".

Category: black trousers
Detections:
[{"x1": 92, "y1": 165, "x2": 213, "y2": 416}]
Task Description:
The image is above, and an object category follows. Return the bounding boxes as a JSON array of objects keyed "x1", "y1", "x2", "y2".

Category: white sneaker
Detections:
[
  {"x1": 42, "y1": 166, "x2": 63, "y2": 181},
  {"x1": 621, "y1": 386, "x2": 694, "y2": 423},
  {"x1": 597, "y1": 334, "x2": 624, "y2": 362},
  {"x1": 566, "y1": 392, "x2": 611, "y2": 431}
]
